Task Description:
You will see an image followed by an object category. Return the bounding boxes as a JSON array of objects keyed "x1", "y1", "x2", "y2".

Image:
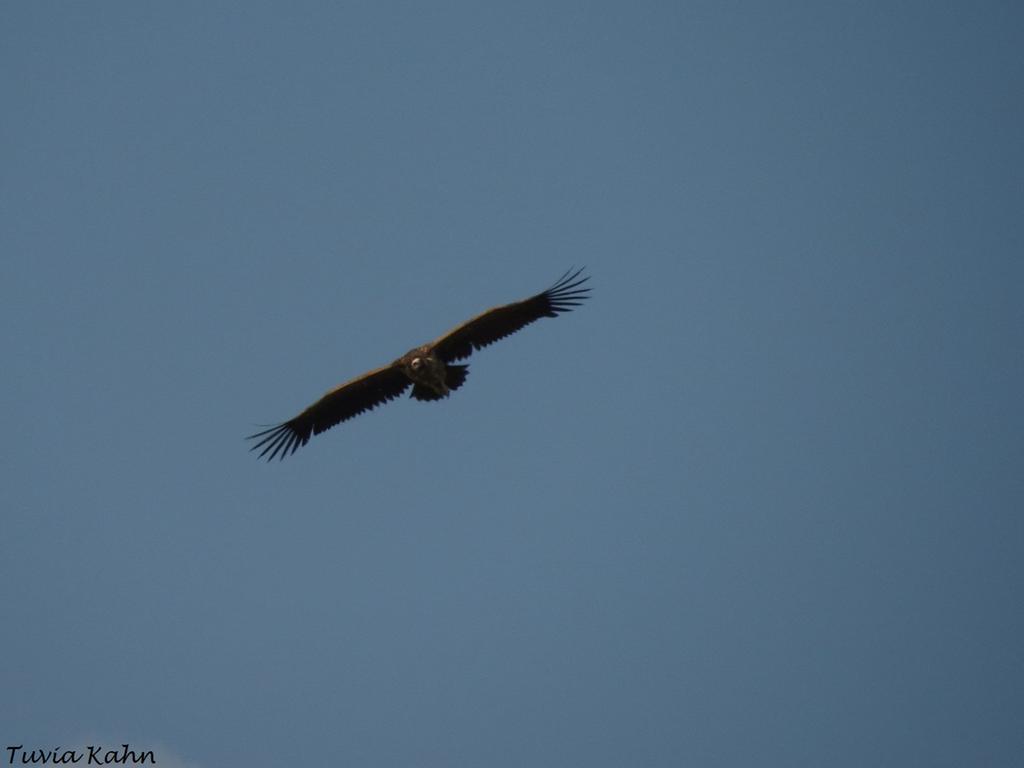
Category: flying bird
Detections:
[{"x1": 248, "y1": 268, "x2": 590, "y2": 460}]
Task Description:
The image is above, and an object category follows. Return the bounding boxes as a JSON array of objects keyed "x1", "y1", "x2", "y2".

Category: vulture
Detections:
[{"x1": 248, "y1": 268, "x2": 590, "y2": 460}]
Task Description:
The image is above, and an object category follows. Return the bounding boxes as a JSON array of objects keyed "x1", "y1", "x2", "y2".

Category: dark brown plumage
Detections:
[{"x1": 247, "y1": 268, "x2": 590, "y2": 460}]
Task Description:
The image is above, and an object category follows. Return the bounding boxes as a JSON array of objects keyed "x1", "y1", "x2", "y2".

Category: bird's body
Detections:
[
  {"x1": 397, "y1": 346, "x2": 453, "y2": 399},
  {"x1": 248, "y1": 268, "x2": 590, "y2": 460}
]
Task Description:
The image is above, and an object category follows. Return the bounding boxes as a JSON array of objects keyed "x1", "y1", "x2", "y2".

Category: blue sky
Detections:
[{"x1": 2, "y1": 2, "x2": 1022, "y2": 766}]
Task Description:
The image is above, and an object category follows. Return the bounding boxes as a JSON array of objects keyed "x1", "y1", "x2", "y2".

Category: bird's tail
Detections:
[
  {"x1": 410, "y1": 365, "x2": 470, "y2": 401},
  {"x1": 446, "y1": 364, "x2": 469, "y2": 392}
]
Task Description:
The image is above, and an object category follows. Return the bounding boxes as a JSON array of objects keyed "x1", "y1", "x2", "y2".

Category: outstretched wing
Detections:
[
  {"x1": 247, "y1": 365, "x2": 411, "y2": 460},
  {"x1": 430, "y1": 267, "x2": 590, "y2": 363}
]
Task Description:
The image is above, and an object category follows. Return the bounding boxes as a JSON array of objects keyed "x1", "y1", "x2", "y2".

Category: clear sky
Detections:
[{"x1": 2, "y1": 2, "x2": 1022, "y2": 766}]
